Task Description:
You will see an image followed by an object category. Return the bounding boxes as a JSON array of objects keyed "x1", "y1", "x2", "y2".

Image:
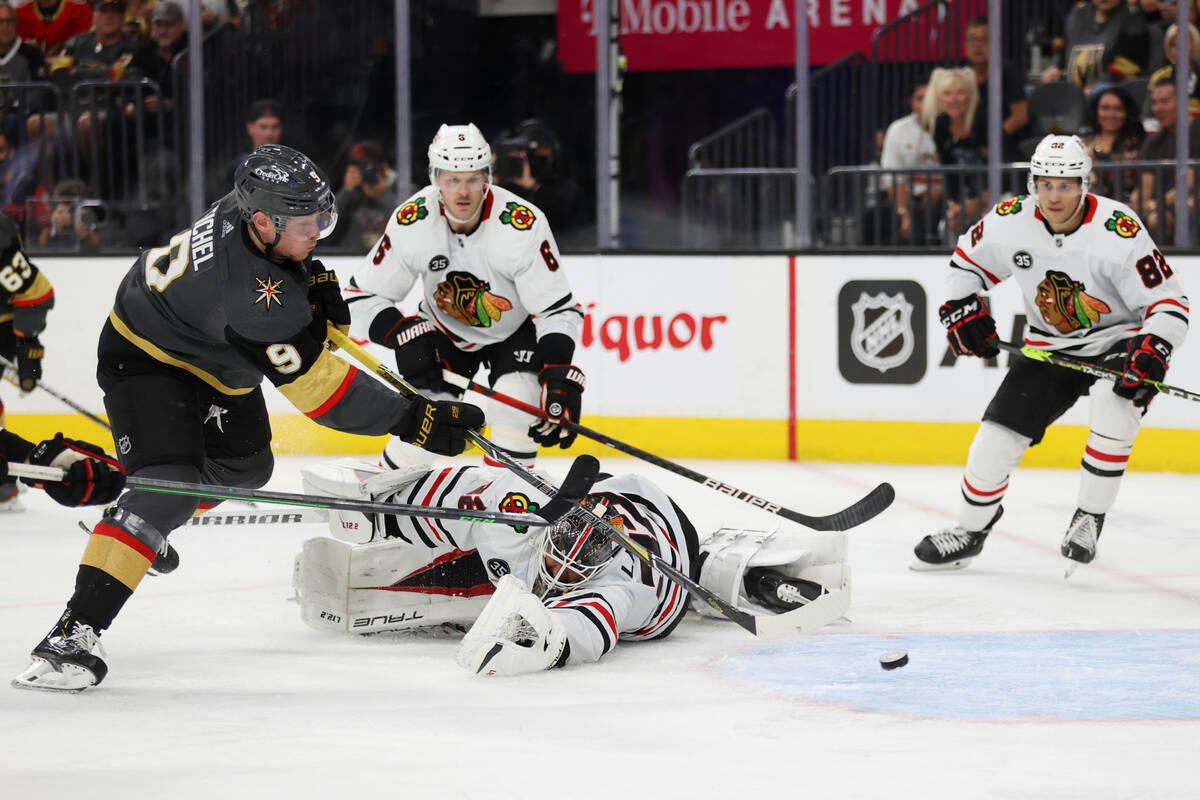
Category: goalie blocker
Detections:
[{"x1": 292, "y1": 459, "x2": 850, "y2": 653}]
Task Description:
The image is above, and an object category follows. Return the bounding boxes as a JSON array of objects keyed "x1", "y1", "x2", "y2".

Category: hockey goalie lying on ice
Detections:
[{"x1": 292, "y1": 460, "x2": 850, "y2": 676}]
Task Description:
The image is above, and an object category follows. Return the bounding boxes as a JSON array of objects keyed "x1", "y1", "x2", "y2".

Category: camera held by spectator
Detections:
[
  {"x1": 492, "y1": 119, "x2": 581, "y2": 231},
  {"x1": 329, "y1": 139, "x2": 397, "y2": 251}
]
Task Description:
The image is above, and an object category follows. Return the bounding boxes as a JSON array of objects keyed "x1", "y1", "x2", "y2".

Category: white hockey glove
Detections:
[{"x1": 455, "y1": 575, "x2": 568, "y2": 677}]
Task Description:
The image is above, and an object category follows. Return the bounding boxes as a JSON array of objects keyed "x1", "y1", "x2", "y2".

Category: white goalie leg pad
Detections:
[
  {"x1": 696, "y1": 526, "x2": 850, "y2": 626},
  {"x1": 455, "y1": 574, "x2": 568, "y2": 676},
  {"x1": 293, "y1": 536, "x2": 490, "y2": 635},
  {"x1": 485, "y1": 372, "x2": 541, "y2": 465},
  {"x1": 300, "y1": 458, "x2": 430, "y2": 544}
]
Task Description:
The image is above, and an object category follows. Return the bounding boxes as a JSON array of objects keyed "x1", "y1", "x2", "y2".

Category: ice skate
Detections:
[
  {"x1": 0, "y1": 481, "x2": 24, "y2": 513},
  {"x1": 1062, "y1": 509, "x2": 1104, "y2": 578},
  {"x1": 911, "y1": 506, "x2": 1003, "y2": 571},
  {"x1": 12, "y1": 610, "x2": 108, "y2": 693}
]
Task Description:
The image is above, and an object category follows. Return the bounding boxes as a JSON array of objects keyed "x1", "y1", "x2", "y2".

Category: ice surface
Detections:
[{"x1": 2, "y1": 455, "x2": 1197, "y2": 798}]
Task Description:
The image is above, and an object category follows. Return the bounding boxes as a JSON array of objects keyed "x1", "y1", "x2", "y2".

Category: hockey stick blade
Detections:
[
  {"x1": 536, "y1": 454, "x2": 601, "y2": 523},
  {"x1": 784, "y1": 481, "x2": 896, "y2": 531}
]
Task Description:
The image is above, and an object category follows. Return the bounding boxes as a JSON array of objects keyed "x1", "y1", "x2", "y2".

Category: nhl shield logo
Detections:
[
  {"x1": 837, "y1": 280, "x2": 926, "y2": 384},
  {"x1": 849, "y1": 292, "x2": 914, "y2": 372}
]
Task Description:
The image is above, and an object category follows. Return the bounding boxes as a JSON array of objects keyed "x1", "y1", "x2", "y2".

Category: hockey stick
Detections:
[
  {"x1": 330, "y1": 329, "x2": 838, "y2": 637},
  {"x1": 0, "y1": 356, "x2": 112, "y2": 431},
  {"x1": 996, "y1": 341, "x2": 1200, "y2": 403},
  {"x1": 440, "y1": 369, "x2": 895, "y2": 531},
  {"x1": 7, "y1": 462, "x2": 550, "y2": 527}
]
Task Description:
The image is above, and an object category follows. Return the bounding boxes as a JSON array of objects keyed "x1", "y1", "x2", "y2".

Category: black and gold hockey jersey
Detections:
[
  {"x1": 107, "y1": 193, "x2": 409, "y2": 435},
  {"x1": 0, "y1": 213, "x2": 54, "y2": 353}
]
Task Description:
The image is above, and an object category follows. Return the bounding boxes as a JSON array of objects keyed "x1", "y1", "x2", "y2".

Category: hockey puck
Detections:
[{"x1": 879, "y1": 650, "x2": 909, "y2": 670}]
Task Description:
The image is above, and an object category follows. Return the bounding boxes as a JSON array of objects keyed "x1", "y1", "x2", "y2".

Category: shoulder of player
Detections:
[
  {"x1": 485, "y1": 185, "x2": 549, "y2": 236},
  {"x1": 1083, "y1": 194, "x2": 1153, "y2": 248},
  {"x1": 982, "y1": 194, "x2": 1037, "y2": 225},
  {"x1": 386, "y1": 185, "x2": 440, "y2": 230}
]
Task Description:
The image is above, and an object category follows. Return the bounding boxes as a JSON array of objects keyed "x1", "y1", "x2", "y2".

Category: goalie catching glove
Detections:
[
  {"x1": 940, "y1": 294, "x2": 999, "y2": 358},
  {"x1": 1113, "y1": 333, "x2": 1172, "y2": 408},
  {"x1": 455, "y1": 574, "x2": 569, "y2": 676},
  {"x1": 20, "y1": 433, "x2": 126, "y2": 507},
  {"x1": 392, "y1": 395, "x2": 485, "y2": 456},
  {"x1": 529, "y1": 364, "x2": 585, "y2": 448}
]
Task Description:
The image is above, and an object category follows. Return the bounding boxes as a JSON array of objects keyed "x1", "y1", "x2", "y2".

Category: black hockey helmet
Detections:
[
  {"x1": 234, "y1": 144, "x2": 337, "y2": 240},
  {"x1": 534, "y1": 495, "x2": 621, "y2": 596}
]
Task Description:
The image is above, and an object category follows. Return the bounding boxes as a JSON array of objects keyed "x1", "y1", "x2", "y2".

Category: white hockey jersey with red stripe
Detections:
[
  {"x1": 370, "y1": 466, "x2": 699, "y2": 666},
  {"x1": 346, "y1": 184, "x2": 582, "y2": 351},
  {"x1": 947, "y1": 193, "x2": 1189, "y2": 356}
]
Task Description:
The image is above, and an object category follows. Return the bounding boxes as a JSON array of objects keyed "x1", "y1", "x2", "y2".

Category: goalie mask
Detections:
[{"x1": 533, "y1": 496, "x2": 622, "y2": 597}]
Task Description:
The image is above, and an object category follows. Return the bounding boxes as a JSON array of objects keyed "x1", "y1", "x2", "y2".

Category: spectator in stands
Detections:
[
  {"x1": 493, "y1": 118, "x2": 583, "y2": 235},
  {"x1": 126, "y1": 0, "x2": 187, "y2": 124},
  {"x1": 36, "y1": 177, "x2": 100, "y2": 252},
  {"x1": 0, "y1": 2, "x2": 47, "y2": 146},
  {"x1": 222, "y1": 98, "x2": 283, "y2": 189},
  {"x1": 199, "y1": 0, "x2": 242, "y2": 31},
  {"x1": 1129, "y1": 74, "x2": 1200, "y2": 241},
  {"x1": 863, "y1": 80, "x2": 943, "y2": 246},
  {"x1": 1147, "y1": 22, "x2": 1200, "y2": 117},
  {"x1": 125, "y1": 0, "x2": 154, "y2": 38},
  {"x1": 1041, "y1": 0, "x2": 1151, "y2": 93},
  {"x1": 16, "y1": 0, "x2": 93, "y2": 59},
  {"x1": 0, "y1": 130, "x2": 40, "y2": 218},
  {"x1": 1081, "y1": 85, "x2": 1146, "y2": 199},
  {"x1": 1151, "y1": 0, "x2": 1200, "y2": 28},
  {"x1": 48, "y1": 0, "x2": 136, "y2": 171},
  {"x1": 923, "y1": 66, "x2": 985, "y2": 240},
  {"x1": 963, "y1": 16, "x2": 1030, "y2": 161},
  {"x1": 328, "y1": 139, "x2": 398, "y2": 252}
]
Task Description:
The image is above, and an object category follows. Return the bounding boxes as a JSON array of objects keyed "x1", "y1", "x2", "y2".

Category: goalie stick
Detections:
[
  {"x1": 439, "y1": 369, "x2": 895, "y2": 531},
  {"x1": 7, "y1": 462, "x2": 550, "y2": 527},
  {"x1": 996, "y1": 341, "x2": 1200, "y2": 403},
  {"x1": 329, "y1": 329, "x2": 842, "y2": 638}
]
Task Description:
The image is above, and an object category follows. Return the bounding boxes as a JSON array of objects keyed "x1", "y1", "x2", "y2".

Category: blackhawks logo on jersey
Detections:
[
  {"x1": 1036, "y1": 270, "x2": 1111, "y2": 334},
  {"x1": 995, "y1": 196, "x2": 1023, "y2": 216},
  {"x1": 253, "y1": 275, "x2": 285, "y2": 309},
  {"x1": 396, "y1": 197, "x2": 428, "y2": 225},
  {"x1": 434, "y1": 271, "x2": 514, "y2": 328},
  {"x1": 1103, "y1": 209, "x2": 1140, "y2": 238},
  {"x1": 499, "y1": 492, "x2": 539, "y2": 533},
  {"x1": 499, "y1": 201, "x2": 535, "y2": 231}
]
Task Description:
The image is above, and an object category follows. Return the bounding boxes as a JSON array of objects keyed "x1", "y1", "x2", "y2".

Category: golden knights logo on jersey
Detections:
[
  {"x1": 498, "y1": 201, "x2": 536, "y2": 231},
  {"x1": 837, "y1": 280, "x2": 927, "y2": 385},
  {"x1": 396, "y1": 197, "x2": 429, "y2": 225},
  {"x1": 1103, "y1": 209, "x2": 1140, "y2": 239},
  {"x1": 1036, "y1": 270, "x2": 1111, "y2": 334},
  {"x1": 433, "y1": 271, "x2": 513, "y2": 328},
  {"x1": 253, "y1": 276, "x2": 285, "y2": 309}
]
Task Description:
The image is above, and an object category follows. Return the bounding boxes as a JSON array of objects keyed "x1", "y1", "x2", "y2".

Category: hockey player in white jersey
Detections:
[
  {"x1": 345, "y1": 123, "x2": 584, "y2": 469},
  {"x1": 293, "y1": 460, "x2": 849, "y2": 676},
  {"x1": 913, "y1": 134, "x2": 1189, "y2": 573}
]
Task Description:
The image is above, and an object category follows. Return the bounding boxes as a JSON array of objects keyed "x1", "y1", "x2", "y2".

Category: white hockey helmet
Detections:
[
  {"x1": 428, "y1": 123, "x2": 492, "y2": 179},
  {"x1": 1027, "y1": 134, "x2": 1092, "y2": 196}
]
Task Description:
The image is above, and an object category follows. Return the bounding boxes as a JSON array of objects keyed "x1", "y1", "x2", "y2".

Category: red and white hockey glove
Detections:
[
  {"x1": 1113, "y1": 334, "x2": 1172, "y2": 408},
  {"x1": 529, "y1": 365, "x2": 585, "y2": 449},
  {"x1": 939, "y1": 294, "x2": 999, "y2": 358},
  {"x1": 22, "y1": 433, "x2": 126, "y2": 507}
]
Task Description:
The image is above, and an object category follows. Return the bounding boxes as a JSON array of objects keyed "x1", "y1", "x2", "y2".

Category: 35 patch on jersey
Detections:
[
  {"x1": 1104, "y1": 209, "x2": 1140, "y2": 238},
  {"x1": 995, "y1": 196, "x2": 1023, "y2": 216},
  {"x1": 396, "y1": 197, "x2": 429, "y2": 225},
  {"x1": 499, "y1": 201, "x2": 535, "y2": 231}
]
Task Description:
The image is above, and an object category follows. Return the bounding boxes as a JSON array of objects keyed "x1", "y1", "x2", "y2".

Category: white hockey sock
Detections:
[
  {"x1": 1077, "y1": 430, "x2": 1133, "y2": 514},
  {"x1": 956, "y1": 421, "x2": 1031, "y2": 531}
]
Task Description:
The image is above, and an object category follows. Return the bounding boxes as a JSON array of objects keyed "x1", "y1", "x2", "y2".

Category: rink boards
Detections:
[{"x1": 6, "y1": 253, "x2": 1198, "y2": 471}]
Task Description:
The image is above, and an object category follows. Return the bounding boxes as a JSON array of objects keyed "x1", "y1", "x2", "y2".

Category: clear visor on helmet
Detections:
[
  {"x1": 534, "y1": 499, "x2": 621, "y2": 597},
  {"x1": 271, "y1": 190, "x2": 338, "y2": 240}
]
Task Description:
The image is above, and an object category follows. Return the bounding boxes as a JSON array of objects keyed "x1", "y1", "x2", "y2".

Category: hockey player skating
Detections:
[
  {"x1": 345, "y1": 123, "x2": 584, "y2": 470},
  {"x1": 913, "y1": 134, "x2": 1189, "y2": 573},
  {"x1": 1, "y1": 213, "x2": 54, "y2": 511},
  {"x1": 293, "y1": 460, "x2": 849, "y2": 675},
  {"x1": 12, "y1": 144, "x2": 486, "y2": 693},
  {"x1": 1, "y1": 428, "x2": 125, "y2": 507}
]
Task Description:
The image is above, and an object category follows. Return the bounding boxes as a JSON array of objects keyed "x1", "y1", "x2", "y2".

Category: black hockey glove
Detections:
[
  {"x1": 1113, "y1": 334, "x2": 1172, "y2": 408},
  {"x1": 306, "y1": 260, "x2": 351, "y2": 347},
  {"x1": 939, "y1": 294, "x2": 999, "y2": 358},
  {"x1": 528, "y1": 364, "x2": 585, "y2": 449},
  {"x1": 21, "y1": 433, "x2": 126, "y2": 507},
  {"x1": 374, "y1": 311, "x2": 452, "y2": 393},
  {"x1": 14, "y1": 334, "x2": 44, "y2": 392},
  {"x1": 393, "y1": 395, "x2": 486, "y2": 456}
]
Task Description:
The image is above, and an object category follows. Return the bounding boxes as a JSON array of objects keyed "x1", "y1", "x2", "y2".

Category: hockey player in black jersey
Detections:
[
  {"x1": 0, "y1": 213, "x2": 54, "y2": 511},
  {"x1": 12, "y1": 145, "x2": 486, "y2": 693}
]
